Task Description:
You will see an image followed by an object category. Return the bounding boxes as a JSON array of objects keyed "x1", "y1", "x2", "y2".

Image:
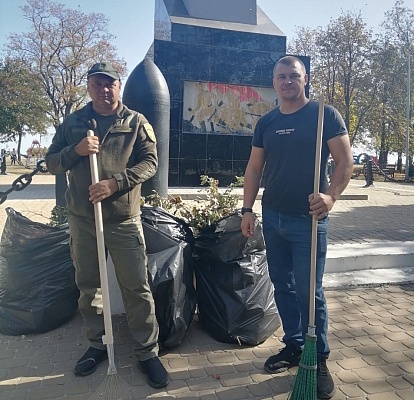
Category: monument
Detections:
[{"x1": 148, "y1": 0, "x2": 309, "y2": 186}]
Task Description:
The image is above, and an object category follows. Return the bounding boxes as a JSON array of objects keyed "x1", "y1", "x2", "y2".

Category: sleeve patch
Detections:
[{"x1": 143, "y1": 123, "x2": 156, "y2": 143}]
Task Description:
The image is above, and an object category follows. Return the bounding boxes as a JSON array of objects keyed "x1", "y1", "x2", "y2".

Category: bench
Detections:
[{"x1": 379, "y1": 164, "x2": 396, "y2": 179}]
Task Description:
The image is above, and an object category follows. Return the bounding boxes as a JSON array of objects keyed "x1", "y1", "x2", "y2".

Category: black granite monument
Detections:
[{"x1": 146, "y1": 0, "x2": 308, "y2": 186}]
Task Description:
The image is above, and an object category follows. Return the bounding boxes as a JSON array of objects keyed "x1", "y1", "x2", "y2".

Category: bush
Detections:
[
  {"x1": 49, "y1": 205, "x2": 68, "y2": 226},
  {"x1": 145, "y1": 175, "x2": 244, "y2": 231}
]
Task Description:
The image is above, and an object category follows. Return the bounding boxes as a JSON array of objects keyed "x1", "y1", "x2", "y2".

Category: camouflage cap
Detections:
[{"x1": 87, "y1": 62, "x2": 120, "y2": 80}]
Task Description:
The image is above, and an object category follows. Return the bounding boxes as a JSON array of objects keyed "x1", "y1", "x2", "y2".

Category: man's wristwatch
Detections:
[{"x1": 241, "y1": 207, "x2": 253, "y2": 215}]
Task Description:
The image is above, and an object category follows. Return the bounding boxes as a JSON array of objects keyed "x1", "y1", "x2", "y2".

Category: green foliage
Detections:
[
  {"x1": 287, "y1": 0, "x2": 414, "y2": 158},
  {"x1": 50, "y1": 175, "x2": 244, "y2": 230},
  {"x1": 144, "y1": 175, "x2": 241, "y2": 231},
  {"x1": 0, "y1": 58, "x2": 50, "y2": 147},
  {"x1": 49, "y1": 205, "x2": 68, "y2": 226}
]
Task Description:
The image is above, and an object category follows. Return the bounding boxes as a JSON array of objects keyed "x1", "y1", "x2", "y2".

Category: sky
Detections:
[{"x1": 0, "y1": 0, "x2": 400, "y2": 153}]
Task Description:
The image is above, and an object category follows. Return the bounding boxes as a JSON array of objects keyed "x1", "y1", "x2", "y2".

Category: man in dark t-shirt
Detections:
[{"x1": 241, "y1": 56, "x2": 353, "y2": 399}]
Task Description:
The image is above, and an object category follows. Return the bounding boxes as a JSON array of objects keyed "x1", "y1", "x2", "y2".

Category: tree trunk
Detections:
[{"x1": 397, "y1": 152, "x2": 403, "y2": 172}]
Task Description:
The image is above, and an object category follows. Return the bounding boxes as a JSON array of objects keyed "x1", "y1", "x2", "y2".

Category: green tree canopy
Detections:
[
  {"x1": 0, "y1": 57, "x2": 50, "y2": 156},
  {"x1": 287, "y1": 0, "x2": 414, "y2": 165}
]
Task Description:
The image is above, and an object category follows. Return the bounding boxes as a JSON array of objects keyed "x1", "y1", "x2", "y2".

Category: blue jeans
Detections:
[{"x1": 262, "y1": 205, "x2": 330, "y2": 359}]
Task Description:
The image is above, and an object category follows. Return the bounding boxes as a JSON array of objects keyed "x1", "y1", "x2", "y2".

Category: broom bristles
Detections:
[
  {"x1": 89, "y1": 373, "x2": 137, "y2": 400},
  {"x1": 288, "y1": 332, "x2": 317, "y2": 400}
]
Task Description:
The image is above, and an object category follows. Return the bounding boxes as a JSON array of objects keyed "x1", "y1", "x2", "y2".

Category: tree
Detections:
[
  {"x1": 287, "y1": 26, "x2": 319, "y2": 97},
  {"x1": 367, "y1": 37, "x2": 407, "y2": 167},
  {"x1": 315, "y1": 12, "x2": 375, "y2": 145},
  {"x1": 5, "y1": 0, "x2": 126, "y2": 133},
  {"x1": 0, "y1": 58, "x2": 50, "y2": 158},
  {"x1": 287, "y1": 12, "x2": 376, "y2": 146},
  {"x1": 382, "y1": 0, "x2": 414, "y2": 167}
]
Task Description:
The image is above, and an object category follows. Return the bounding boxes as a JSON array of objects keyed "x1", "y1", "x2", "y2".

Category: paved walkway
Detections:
[{"x1": 0, "y1": 173, "x2": 413, "y2": 399}]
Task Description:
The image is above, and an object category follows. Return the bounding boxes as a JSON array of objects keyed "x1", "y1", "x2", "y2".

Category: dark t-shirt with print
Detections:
[{"x1": 252, "y1": 100, "x2": 347, "y2": 215}]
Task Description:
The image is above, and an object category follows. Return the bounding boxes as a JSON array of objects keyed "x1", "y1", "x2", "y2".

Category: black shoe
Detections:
[
  {"x1": 139, "y1": 356, "x2": 170, "y2": 388},
  {"x1": 317, "y1": 359, "x2": 336, "y2": 399},
  {"x1": 74, "y1": 347, "x2": 108, "y2": 376},
  {"x1": 264, "y1": 344, "x2": 302, "y2": 373}
]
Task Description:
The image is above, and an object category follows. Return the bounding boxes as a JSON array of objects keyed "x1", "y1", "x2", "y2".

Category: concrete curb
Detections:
[{"x1": 326, "y1": 241, "x2": 414, "y2": 273}]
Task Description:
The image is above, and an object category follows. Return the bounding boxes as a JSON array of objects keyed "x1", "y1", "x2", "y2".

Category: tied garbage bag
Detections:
[
  {"x1": 141, "y1": 205, "x2": 194, "y2": 244},
  {"x1": 142, "y1": 206, "x2": 196, "y2": 349},
  {"x1": 0, "y1": 208, "x2": 79, "y2": 335},
  {"x1": 194, "y1": 213, "x2": 280, "y2": 345}
]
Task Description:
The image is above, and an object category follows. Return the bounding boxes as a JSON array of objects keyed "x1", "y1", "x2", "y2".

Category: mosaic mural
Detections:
[{"x1": 183, "y1": 81, "x2": 278, "y2": 135}]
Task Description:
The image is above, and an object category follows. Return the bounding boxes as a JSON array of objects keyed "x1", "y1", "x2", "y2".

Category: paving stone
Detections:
[
  {"x1": 186, "y1": 376, "x2": 222, "y2": 391},
  {"x1": 64, "y1": 380, "x2": 89, "y2": 395},
  {"x1": 367, "y1": 393, "x2": 403, "y2": 399},
  {"x1": 354, "y1": 366, "x2": 388, "y2": 380},
  {"x1": 234, "y1": 349, "x2": 255, "y2": 361},
  {"x1": 14, "y1": 348, "x2": 37, "y2": 358},
  {"x1": 385, "y1": 331, "x2": 414, "y2": 342},
  {"x1": 189, "y1": 367, "x2": 207, "y2": 379},
  {"x1": 337, "y1": 337, "x2": 361, "y2": 347},
  {"x1": 335, "y1": 370, "x2": 360, "y2": 384},
  {"x1": 199, "y1": 393, "x2": 219, "y2": 400},
  {"x1": 206, "y1": 352, "x2": 238, "y2": 365},
  {"x1": 337, "y1": 383, "x2": 366, "y2": 398},
  {"x1": 361, "y1": 354, "x2": 387, "y2": 366},
  {"x1": 338, "y1": 347, "x2": 364, "y2": 359},
  {"x1": 396, "y1": 389, "x2": 414, "y2": 400},
  {"x1": 379, "y1": 351, "x2": 411, "y2": 364},
  {"x1": 219, "y1": 372, "x2": 254, "y2": 388},
  {"x1": 26, "y1": 385, "x2": 65, "y2": 399},
  {"x1": 0, "y1": 389, "x2": 29, "y2": 400},
  {"x1": 246, "y1": 381, "x2": 274, "y2": 397},
  {"x1": 398, "y1": 361, "x2": 414, "y2": 374},
  {"x1": 337, "y1": 357, "x2": 369, "y2": 370},
  {"x1": 386, "y1": 376, "x2": 413, "y2": 390},
  {"x1": 362, "y1": 326, "x2": 390, "y2": 335},
  {"x1": 187, "y1": 355, "x2": 210, "y2": 367},
  {"x1": 168, "y1": 357, "x2": 190, "y2": 369},
  {"x1": 358, "y1": 379, "x2": 395, "y2": 394},
  {"x1": 355, "y1": 344, "x2": 384, "y2": 356},
  {"x1": 204, "y1": 365, "x2": 236, "y2": 376},
  {"x1": 234, "y1": 362, "x2": 255, "y2": 373},
  {"x1": 216, "y1": 386, "x2": 252, "y2": 400},
  {"x1": 402, "y1": 373, "x2": 414, "y2": 385},
  {"x1": 7, "y1": 366, "x2": 32, "y2": 379},
  {"x1": 2, "y1": 357, "x2": 30, "y2": 368},
  {"x1": 328, "y1": 352, "x2": 345, "y2": 364},
  {"x1": 378, "y1": 341, "x2": 409, "y2": 352},
  {"x1": 267, "y1": 373, "x2": 292, "y2": 395}
]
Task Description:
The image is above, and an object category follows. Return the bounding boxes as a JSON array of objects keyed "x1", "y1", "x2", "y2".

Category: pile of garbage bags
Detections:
[{"x1": 0, "y1": 206, "x2": 280, "y2": 348}]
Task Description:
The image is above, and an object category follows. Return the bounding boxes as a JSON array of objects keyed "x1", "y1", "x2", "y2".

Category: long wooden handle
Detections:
[
  {"x1": 309, "y1": 95, "x2": 324, "y2": 328},
  {"x1": 87, "y1": 130, "x2": 114, "y2": 347}
]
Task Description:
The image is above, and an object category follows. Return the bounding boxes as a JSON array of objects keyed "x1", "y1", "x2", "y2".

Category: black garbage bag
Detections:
[
  {"x1": 142, "y1": 206, "x2": 196, "y2": 349},
  {"x1": 0, "y1": 208, "x2": 79, "y2": 335},
  {"x1": 194, "y1": 213, "x2": 280, "y2": 345},
  {"x1": 141, "y1": 206, "x2": 194, "y2": 244}
]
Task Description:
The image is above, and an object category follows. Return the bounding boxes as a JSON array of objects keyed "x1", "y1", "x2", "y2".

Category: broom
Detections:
[
  {"x1": 87, "y1": 130, "x2": 137, "y2": 400},
  {"x1": 288, "y1": 95, "x2": 325, "y2": 400}
]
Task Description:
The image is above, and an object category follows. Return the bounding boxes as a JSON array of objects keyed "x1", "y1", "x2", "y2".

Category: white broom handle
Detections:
[
  {"x1": 87, "y1": 130, "x2": 114, "y2": 346},
  {"x1": 309, "y1": 95, "x2": 324, "y2": 327}
]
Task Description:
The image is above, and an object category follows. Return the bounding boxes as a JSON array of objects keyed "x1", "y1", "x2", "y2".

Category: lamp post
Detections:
[{"x1": 405, "y1": 50, "x2": 411, "y2": 180}]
